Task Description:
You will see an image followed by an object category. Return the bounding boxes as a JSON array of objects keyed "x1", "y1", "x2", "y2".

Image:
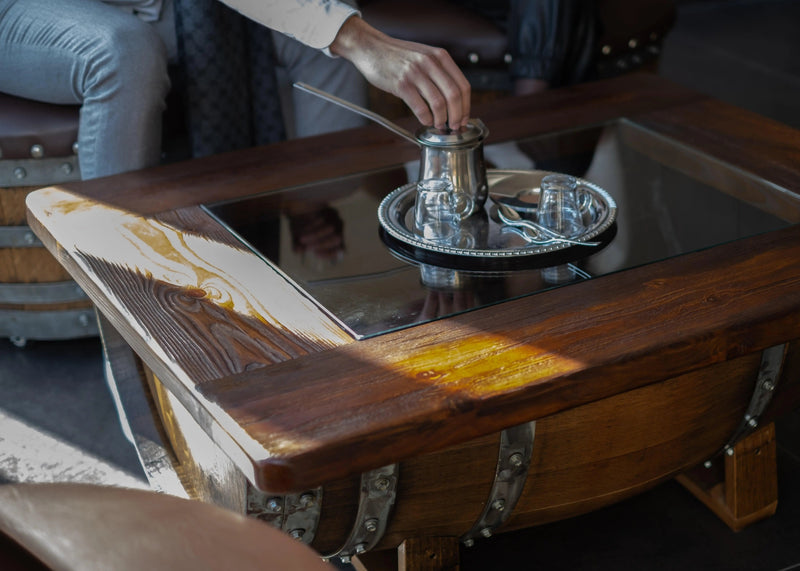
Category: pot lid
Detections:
[{"x1": 415, "y1": 118, "x2": 488, "y2": 147}]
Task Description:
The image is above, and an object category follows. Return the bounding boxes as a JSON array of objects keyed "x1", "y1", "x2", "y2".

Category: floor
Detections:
[{"x1": 3, "y1": 0, "x2": 800, "y2": 569}]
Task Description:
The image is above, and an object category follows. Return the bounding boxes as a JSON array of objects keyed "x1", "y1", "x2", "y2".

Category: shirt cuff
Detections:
[{"x1": 218, "y1": 1, "x2": 359, "y2": 51}]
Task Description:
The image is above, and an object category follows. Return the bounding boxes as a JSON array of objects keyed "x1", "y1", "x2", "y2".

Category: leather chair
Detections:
[
  {"x1": 0, "y1": 483, "x2": 329, "y2": 571},
  {"x1": 360, "y1": 0, "x2": 677, "y2": 115}
]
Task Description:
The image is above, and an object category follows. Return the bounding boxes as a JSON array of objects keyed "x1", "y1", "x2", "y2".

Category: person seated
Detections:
[
  {"x1": 0, "y1": 0, "x2": 470, "y2": 180},
  {"x1": 453, "y1": 0, "x2": 598, "y2": 96}
]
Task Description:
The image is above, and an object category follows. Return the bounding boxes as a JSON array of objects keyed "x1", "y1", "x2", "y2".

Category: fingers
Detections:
[
  {"x1": 398, "y1": 46, "x2": 471, "y2": 130},
  {"x1": 330, "y1": 18, "x2": 471, "y2": 130},
  {"x1": 427, "y1": 47, "x2": 471, "y2": 129}
]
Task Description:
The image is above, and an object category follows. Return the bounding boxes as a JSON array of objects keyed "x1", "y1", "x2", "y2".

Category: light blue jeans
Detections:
[
  {"x1": 0, "y1": 0, "x2": 171, "y2": 179},
  {"x1": 0, "y1": 0, "x2": 367, "y2": 180},
  {"x1": 272, "y1": 30, "x2": 367, "y2": 140}
]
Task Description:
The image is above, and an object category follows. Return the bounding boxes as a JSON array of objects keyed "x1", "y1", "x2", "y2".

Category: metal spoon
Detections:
[
  {"x1": 293, "y1": 82, "x2": 420, "y2": 147},
  {"x1": 496, "y1": 202, "x2": 600, "y2": 247},
  {"x1": 500, "y1": 225, "x2": 562, "y2": 246}
]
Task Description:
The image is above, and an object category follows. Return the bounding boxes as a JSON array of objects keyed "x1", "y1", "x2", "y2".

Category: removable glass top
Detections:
[{"x1": 204, "y1": 120, "x2": 794, "y2": 339}]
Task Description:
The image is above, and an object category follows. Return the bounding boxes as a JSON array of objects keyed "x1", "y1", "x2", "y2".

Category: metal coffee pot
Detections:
[
  {"x1": 293, "y1": 83, "x2": 489, "y2": 215},
  {"x1": 415, "y1": 119, "x2": 489, "y2": 215}
]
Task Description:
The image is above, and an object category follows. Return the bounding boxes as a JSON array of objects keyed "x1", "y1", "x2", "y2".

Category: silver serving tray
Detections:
[{"x1": 378, "y1": 169, "x2": 617, "y2": 268}]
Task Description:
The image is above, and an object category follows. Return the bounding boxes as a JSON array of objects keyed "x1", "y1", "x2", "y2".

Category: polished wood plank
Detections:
[{"x1": 198, "y1": 223, "x2": 800, "y2": 491}]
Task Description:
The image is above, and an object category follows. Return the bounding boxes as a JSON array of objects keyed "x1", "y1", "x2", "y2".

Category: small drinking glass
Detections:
[
  {"x1": 537, "y1": 174, "x2": 585, "y2": 238},
  {"x1": 413, "y1": 178, "x2": 473, "y2": 243}
]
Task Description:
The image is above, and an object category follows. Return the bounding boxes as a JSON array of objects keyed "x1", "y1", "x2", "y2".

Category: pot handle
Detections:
[{"x1": 293, "y1": 82, "x2": 420, "y2": 147}]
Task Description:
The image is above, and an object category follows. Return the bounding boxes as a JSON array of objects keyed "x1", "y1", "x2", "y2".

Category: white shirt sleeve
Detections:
[{"x1": 217, "y1": 0, "x2": 360, "y2": 50}]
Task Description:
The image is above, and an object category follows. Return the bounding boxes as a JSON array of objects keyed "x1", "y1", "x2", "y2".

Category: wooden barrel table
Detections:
[
  {"x1": 132, "y1": 332, "x2": 799, "y2": 563},
  {"x1": 0, "y1": 92, "x2": 97, "y2": 346}
]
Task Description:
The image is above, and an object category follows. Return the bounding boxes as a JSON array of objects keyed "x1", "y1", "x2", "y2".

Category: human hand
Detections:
[{"x1": 330, "y1": 16, "x2": 471, "y2": 130}]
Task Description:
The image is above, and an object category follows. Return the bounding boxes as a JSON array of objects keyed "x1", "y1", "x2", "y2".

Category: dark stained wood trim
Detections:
[
  {"x1": 199, "y1": 223, "x2": 800, "y2": 491},
  {"x1": 633, "y1": 99, "x2": 800, "y2": 216}
]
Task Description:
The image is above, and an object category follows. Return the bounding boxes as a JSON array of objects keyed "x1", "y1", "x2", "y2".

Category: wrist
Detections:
[{"x1": 330, "y1": 15, "x2": 375, "y2": 59}]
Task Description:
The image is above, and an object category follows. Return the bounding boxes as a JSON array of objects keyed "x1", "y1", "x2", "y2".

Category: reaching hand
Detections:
[{"x1": 330, "y1": 16, "x2": 471, "y2": 130}]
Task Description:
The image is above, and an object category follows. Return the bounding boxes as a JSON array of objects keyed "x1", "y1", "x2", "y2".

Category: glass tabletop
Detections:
[{"x1": 204, "y1": 119, "x2": 794, "y2": 339}]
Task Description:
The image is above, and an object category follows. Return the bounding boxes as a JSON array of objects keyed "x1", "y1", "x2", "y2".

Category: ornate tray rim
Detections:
[{"x1": 377, "y1": 169, "x2": 618, "y2": 261}]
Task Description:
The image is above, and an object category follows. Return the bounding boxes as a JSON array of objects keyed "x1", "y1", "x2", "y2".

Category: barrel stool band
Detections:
[
  {"x1": 0, "y1": 308, "x2": 98, "y2": 341},
  {"x1": 0, "y1": 226, "x2": 43, "y2": 248},
  {"x1": 0, "y1": 156, "x2": 80, "y2": 187},
  {"x1": 0, "y1": 281, "x2": 88, "y2": 304},
  {"x1": 718, "y1": 344, "x2": 787, "y2": 458}
]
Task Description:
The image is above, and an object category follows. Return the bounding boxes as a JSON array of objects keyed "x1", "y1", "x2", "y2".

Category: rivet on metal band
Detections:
[
  {"x1": 324, "y1": 463, "x2": 399, "y2": 564},
  {"x1": 717, "y1": 344, "x2": 787, "y2": 459},
  {"x1": 461, "y1": 421, "x2": 536, "y2": 547},
  {"x1": 246, "y1": 487, "x2": 323, "y2": 545}
]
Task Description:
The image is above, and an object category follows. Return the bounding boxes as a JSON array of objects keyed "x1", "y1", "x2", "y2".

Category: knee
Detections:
[{"x1": 85, "y1": 16, "x2": 170, "y2": 100}]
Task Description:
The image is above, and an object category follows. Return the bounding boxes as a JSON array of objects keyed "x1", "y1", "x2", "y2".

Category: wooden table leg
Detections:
[
  {"x1": 398, "y1": 537, "x2": 460, "y2": 571},
  {"x1": 352, "y1": 549, "x2": 397, "y2": 571},
  {"x1": 677, "y1": 422, "x2": 778, "y2": 531},
  {"x1": 352, "y1": 537, "x2": 460, "y2": 571}
]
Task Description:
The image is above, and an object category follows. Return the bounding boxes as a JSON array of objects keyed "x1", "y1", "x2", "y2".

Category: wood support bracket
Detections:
[
  {"x1": 353, "y1": 537, "x2": 460, "y2": 571},
  {"x1": 677, "y1": 422, "x2": 778, "y2": 532}
]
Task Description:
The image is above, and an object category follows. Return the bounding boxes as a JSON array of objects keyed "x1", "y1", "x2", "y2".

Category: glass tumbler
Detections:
[
  {"x1": 537, "y1": 174, "x2": 585, "y2": 238},
  {"x1": 413, "y1": 178, "x2": 473, "y2": 243}
]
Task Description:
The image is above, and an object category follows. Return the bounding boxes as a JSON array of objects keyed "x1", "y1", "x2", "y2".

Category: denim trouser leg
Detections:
[{"x1": 0, "y1": 0, "x2": 170, "y2": 179}]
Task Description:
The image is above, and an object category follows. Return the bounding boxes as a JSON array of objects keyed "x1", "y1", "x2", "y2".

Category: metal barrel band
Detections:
[
  {"x1": 712, "y1": 343, "x2": 787, "y2": 463},
  {"x1": 247, "y1": 488, "x2": 324, "y2": 546},
  {"x1": 324, "y1": 463, "x2": 399, "y2": 564},
  {"x1": 461, "y1": 421, "x2": 536, "y2": 546}
]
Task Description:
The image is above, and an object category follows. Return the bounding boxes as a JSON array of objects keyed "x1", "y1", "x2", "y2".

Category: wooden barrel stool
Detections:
[{"x1": 0, "y1": 92, "x2": 97, "y2": 346}]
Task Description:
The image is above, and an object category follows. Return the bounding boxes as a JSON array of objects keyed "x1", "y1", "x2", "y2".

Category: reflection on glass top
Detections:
[{"x1": 204, "y1": 120, "x2": 794, "y2": 339}]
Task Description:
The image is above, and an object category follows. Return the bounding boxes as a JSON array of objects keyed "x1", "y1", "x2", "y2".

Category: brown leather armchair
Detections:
[
  {"x1": 0, "y1": 483, "x2": 329, "y2": 571},
  {"x1": 361, "y1": 0, "x2": 676, "y2": 113}
]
